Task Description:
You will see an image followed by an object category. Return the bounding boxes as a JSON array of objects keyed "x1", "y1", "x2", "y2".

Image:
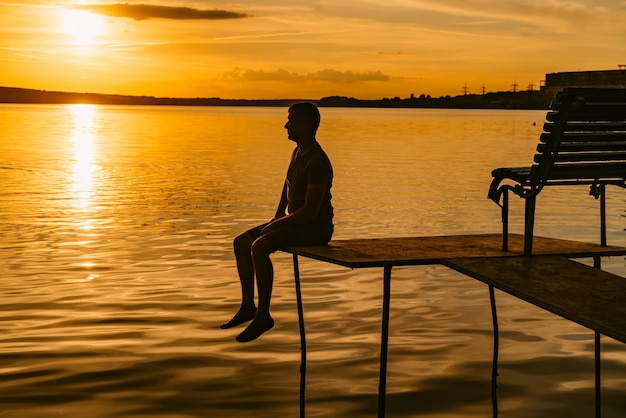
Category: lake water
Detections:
[{"x1": 0, "y1": 104, "x2": 624, "y2": 417}]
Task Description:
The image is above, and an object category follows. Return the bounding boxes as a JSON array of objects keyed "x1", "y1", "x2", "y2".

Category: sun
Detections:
[{"x1": 61, "y1": 10, "x2": 106, "y2": 44}]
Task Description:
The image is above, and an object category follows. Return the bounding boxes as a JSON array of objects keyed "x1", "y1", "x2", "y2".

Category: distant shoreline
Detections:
[{"x1": 0, "y1": 86, "x2": 552, "y2": 110}]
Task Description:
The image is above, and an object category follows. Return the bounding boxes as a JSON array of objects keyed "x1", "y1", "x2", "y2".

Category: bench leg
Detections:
[
  {"x1": 599, "y1": 184, "x2": 606, "y2": 247},
  {"x1": 523, "y1": 196, "x2": 536, "y2": 256},
  {"x1": 292, "y1": 254, "x2": 307, "y2": 418},
  {"x1": 378, "y1": 266, "x2": 393, "y2": 418},
  {"x1": 595, "y1": 331, "x2": 602, "y2": 418},
  {"x1": 489, "y1": 285, "x2": 500, "y2": 417},
  {"x1": 501, "y1": 189, "x2": 509, "y2": 251},
  {"x1": 592, "y1": 256, "x2": 602, "y2": 418}
]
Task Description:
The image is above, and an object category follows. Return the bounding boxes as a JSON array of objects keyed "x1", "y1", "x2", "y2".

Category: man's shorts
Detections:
[{"x1": 245, "y1": 221, "x2": 333, "y2": 251}]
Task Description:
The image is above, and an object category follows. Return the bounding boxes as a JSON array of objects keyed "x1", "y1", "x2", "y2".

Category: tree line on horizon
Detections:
[{"x1": 0, "y1": 86, "x2": 552, "y2": 109}]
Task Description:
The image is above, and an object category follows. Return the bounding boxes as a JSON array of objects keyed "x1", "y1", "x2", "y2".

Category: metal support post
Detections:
[
  {"x1": 501, "y1": 190, "x2": 509, "y2": 251},
  {"x1": 378, "y1": 266, "x2": 393, "y2": 418},
  {"x1": 489, "y1": 285, "x2": 499, "y2": 418},
  {"x1": 293, "y1": 254, "x2": 307, "y2": 418},
  {"x1": 600, "y1": 184, "x2": 606, "y2": 247},
  {"x1": 595, "y1": 331, "x2": 601, "y2": 418},
  {"x1": 523, "y1": 196, "x2": 536, "y2": 256}
]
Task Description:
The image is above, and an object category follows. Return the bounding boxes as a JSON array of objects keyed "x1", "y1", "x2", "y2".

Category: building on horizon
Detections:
[{"x1": 541, "y1": 68, "x2": 626, "y2": 97}]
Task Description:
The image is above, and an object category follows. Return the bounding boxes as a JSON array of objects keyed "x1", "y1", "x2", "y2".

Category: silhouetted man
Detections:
[{"x1": 221, "y1": 102, "x2": 334, "y2": 342}]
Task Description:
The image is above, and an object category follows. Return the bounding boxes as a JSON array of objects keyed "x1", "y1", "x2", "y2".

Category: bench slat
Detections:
[
  {"x1": 534, "y1": 153, "x2": 626, "y2": 163},
  {"x1": 531, "y1": 162, "x2": 626, "y2": 180},
  {"x1": 546, "y1": 108, "x2": 626, "y2": 122},
  {"x1": 544, "y1": 122, "x2": 626, "y2": 132},
  {"x1": 553, "y1": 99, "x2": 626, "y2": 107},
  {"x1": 493, "y1": 164, "x2": 626, "y2": 184},
  {"x1": 560, "y1": 134, "x2": 626, "y2": 141},
  {"x1": 547, "y1": 109, "x2": 626, "y2": 122},
  {"x1": 537, "y1": 142, "x2": 626, "y2": 153},
  {"x1": 540, "y1": 133, "x2": 626, "y2": 143},
  {"x1": 556, "y1": 87, "x2": 626, "y2": 98}
]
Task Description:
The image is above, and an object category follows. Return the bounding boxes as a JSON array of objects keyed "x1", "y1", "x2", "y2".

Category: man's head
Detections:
[{"x1": 285, "y1": 102, "x2": 320, "y2": 142}]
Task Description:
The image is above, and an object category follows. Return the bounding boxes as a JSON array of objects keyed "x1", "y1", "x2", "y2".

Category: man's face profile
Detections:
[{"x1": 285, "y1": 111, "x2": 307, "y2": 142}]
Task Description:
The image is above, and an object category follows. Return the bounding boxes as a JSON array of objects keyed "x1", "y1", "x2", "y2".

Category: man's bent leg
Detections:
[
  {"x1": 234, "y1": 223, "x2": 332, "y2": 342},
  {"x1": 220, "y1": 225, "x2": 265, "y2": 329},
  {"x1": 251, "y1": 235, "x2": 276, "y2": 314},
  {"x1": 236, "y1": 235, "x2": 276, "y2": 342},
  {"x1": 233, "y1": 230, "x2": 256, "y2": 305}
]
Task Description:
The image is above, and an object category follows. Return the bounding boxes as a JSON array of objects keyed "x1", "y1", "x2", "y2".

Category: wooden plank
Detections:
[
  {"x1": 538, "y1": 142, "x2": 626, "y2": 152},
  {"x1": 443, "y1": 256, "x2": 626, "y2": 344},
  {"x1": 554, "y1": 87, "x2": 626, "y2": 103},
  {"x1": 540, "y1": 163, "x2": 626, "y2": 180},
  {"x1": 544, "y1": 122, "x2": 626, "y2": 133},
  {"x1": 538, "y1": 153, "x2": 626, "y2": 163},
  {"x1": 566, "y1": 108, "x2": 626, "y2": 122},
  {"x1": 283, "y1": 233, "x2": 626, "y2": 268}
]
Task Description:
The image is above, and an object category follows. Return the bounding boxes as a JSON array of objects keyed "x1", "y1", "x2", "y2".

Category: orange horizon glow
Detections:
[{"x1": 1, "y1": 1, "x2": 625, "y2": 100}]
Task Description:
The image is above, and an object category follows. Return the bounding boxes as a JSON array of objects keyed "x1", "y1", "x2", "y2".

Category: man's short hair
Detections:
[{"x1": 289, "y1": 102, "x2": 321, "y2": 133}]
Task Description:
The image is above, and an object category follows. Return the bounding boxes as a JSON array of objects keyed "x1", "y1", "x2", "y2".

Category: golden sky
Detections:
[{"x1": 1, "y1": 1, "x2": 625, "y2": 99}]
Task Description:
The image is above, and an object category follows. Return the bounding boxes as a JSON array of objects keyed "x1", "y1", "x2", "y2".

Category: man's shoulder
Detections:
[
  {"x1": 312, "y1": 142, "x2": 331, "y2": 158},
  {"x1": 309, "y1": 145, "x2": 331, "y2": 165}
]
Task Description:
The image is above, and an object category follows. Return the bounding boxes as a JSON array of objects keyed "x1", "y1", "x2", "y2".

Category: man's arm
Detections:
[
  {"x1": 273, "y1": 180, "x2": 289, "y2": 220},
  {"x1": 263, "y1": 183, "x2": 326, "y2": 232}
]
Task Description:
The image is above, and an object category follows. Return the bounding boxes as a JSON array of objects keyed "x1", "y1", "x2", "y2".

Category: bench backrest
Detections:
[{"x1": 531, "y1": 88, "x2": 626, "y2": 185}]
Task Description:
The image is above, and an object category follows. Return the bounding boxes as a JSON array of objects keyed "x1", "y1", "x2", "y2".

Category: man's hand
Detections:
[
  {"x1": 260, "y1": 219, "x2": 280, "y2": 235},
  {"x1": 261, "y1": 183, "x2": 326, "y2": 236}
]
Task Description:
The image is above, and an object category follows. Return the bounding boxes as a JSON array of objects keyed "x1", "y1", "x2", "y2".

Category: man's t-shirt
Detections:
[{"x1": 286, "y1": 142, "x2": 333, "y2": 226}]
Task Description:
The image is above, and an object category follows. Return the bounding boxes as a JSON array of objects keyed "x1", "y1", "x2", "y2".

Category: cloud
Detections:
[
  {"x1": 386, "y1": 0, "x2": 626, "y2": 35},
  {"x1": 73, "y1": 3, "x2": 248, "y2": 21},
  {"x1": 227, "y1": 68, "x2": 300, "y2": 81},
  {"x1": 224, "y1": 68, "x2": 390, "y2": 83},
  {"x1": 312, "y1": 69, "x2": 389, "y2": 82},
  {"x1": 318, "y1": 0, "x2": 626, "y2": 39}
]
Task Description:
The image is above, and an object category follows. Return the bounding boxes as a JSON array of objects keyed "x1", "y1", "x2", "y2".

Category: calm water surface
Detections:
[{"x1": 1, "y1": 104, "x2": 625, "y2": 417}]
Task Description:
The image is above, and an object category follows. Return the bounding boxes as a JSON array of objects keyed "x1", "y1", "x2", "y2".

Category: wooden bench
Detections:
[{"x1": 488, "y1": 87, "x2": 626, "y2": 255}]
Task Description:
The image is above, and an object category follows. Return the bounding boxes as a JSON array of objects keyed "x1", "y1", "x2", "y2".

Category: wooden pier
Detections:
[{"x1": 283, "y1": 233, "x2": 626, "y2": 418}]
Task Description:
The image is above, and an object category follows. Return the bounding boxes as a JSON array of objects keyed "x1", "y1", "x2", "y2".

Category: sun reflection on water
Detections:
[
  {"x1": 70, "y1": 104, "x2": 97, "y2": 209},
  {"x1": 67, "y1": 104, "x2": 101, "y2": 280}
]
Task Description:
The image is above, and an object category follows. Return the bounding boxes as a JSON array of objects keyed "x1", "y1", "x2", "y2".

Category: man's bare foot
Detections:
[
  {"x1": 220, "y1": 303, "x2": 257, "y2": 329},
  {"x1": 235, "y1": 313, "x2": 274, "y2": 342}
]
